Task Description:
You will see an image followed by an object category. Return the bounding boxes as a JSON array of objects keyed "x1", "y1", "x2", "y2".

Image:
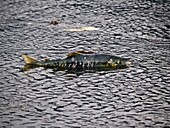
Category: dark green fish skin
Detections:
[{"x1": 24, "y1": 54, "x2": 131, "y2": 71}]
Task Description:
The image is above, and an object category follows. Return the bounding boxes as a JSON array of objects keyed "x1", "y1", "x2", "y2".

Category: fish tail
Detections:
[{"x1": 22, "y1": 55, "x2": 37, "y2": 64}]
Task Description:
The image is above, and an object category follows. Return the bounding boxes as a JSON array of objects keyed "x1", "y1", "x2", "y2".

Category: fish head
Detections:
[
  {"x1": 107, "y1": 57, "x2": 132, "y2": 69},
  {"x1": 125, "y1": 59, "x2": 132, "y2": 67}
]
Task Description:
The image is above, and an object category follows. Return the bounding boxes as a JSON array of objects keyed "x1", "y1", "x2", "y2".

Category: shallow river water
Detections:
[{"x1": 0, "y1": 0, "x2": 170, "y2": 127}]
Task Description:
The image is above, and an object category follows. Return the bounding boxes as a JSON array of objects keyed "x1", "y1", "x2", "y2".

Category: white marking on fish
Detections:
[
  {"x1": 108, "y1": 59, "x2": 113, "y2": 64},
  {"x1": 87, "y1": 61, "x2": 90, "y2": 67},
  {"x1": 72, "y1": 63, "x2": 77, "y2": 68},
  {"x1": 71, "y1": 57, "x2": 75, "y2": 62}
]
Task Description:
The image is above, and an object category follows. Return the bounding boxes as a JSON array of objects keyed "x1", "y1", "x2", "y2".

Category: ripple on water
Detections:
[{"x1": 0, "y1": 0, "x2": 170, "y2": 127}]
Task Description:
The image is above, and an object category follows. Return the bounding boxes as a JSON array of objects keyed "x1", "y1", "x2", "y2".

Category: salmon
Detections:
[{"x1": 22, "y1": 51, "x2": 131, "y2": 72}]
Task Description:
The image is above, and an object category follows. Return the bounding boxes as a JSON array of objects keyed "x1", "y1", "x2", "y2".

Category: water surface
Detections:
[{"x1": 0, "y1": 0, "x2": 170, "y2": 127}]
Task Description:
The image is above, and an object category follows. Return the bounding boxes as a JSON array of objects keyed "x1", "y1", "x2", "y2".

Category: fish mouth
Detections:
[{"x1": 125, "y1": 59, "x2": 132, "y2": 67}]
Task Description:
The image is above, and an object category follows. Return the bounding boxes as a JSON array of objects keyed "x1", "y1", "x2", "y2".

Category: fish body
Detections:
[{"x1": 22, "y1": 52, "x2": 131, "y2": 72}]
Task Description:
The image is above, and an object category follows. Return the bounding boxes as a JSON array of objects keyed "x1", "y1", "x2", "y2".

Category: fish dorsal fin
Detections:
[
  {"x1": 67, "y1": 51, "x2": 95, "y2": 57},
  {"x1": 22, "y1": 55, "x2": 38, "y2": 64}
]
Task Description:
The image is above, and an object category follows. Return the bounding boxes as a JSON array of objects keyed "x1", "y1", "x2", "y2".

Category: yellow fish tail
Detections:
[{"x1": 22, "y1": 55, "x2": 37, "y2": 64}]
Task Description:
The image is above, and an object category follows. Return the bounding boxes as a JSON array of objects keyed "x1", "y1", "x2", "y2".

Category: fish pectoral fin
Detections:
[
  {"x1": 22, "y1": 55, "x2": 38, "y2": 64},
  {"x1": 67, "y1": 51, "x2": 95, "y2": 57}
]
